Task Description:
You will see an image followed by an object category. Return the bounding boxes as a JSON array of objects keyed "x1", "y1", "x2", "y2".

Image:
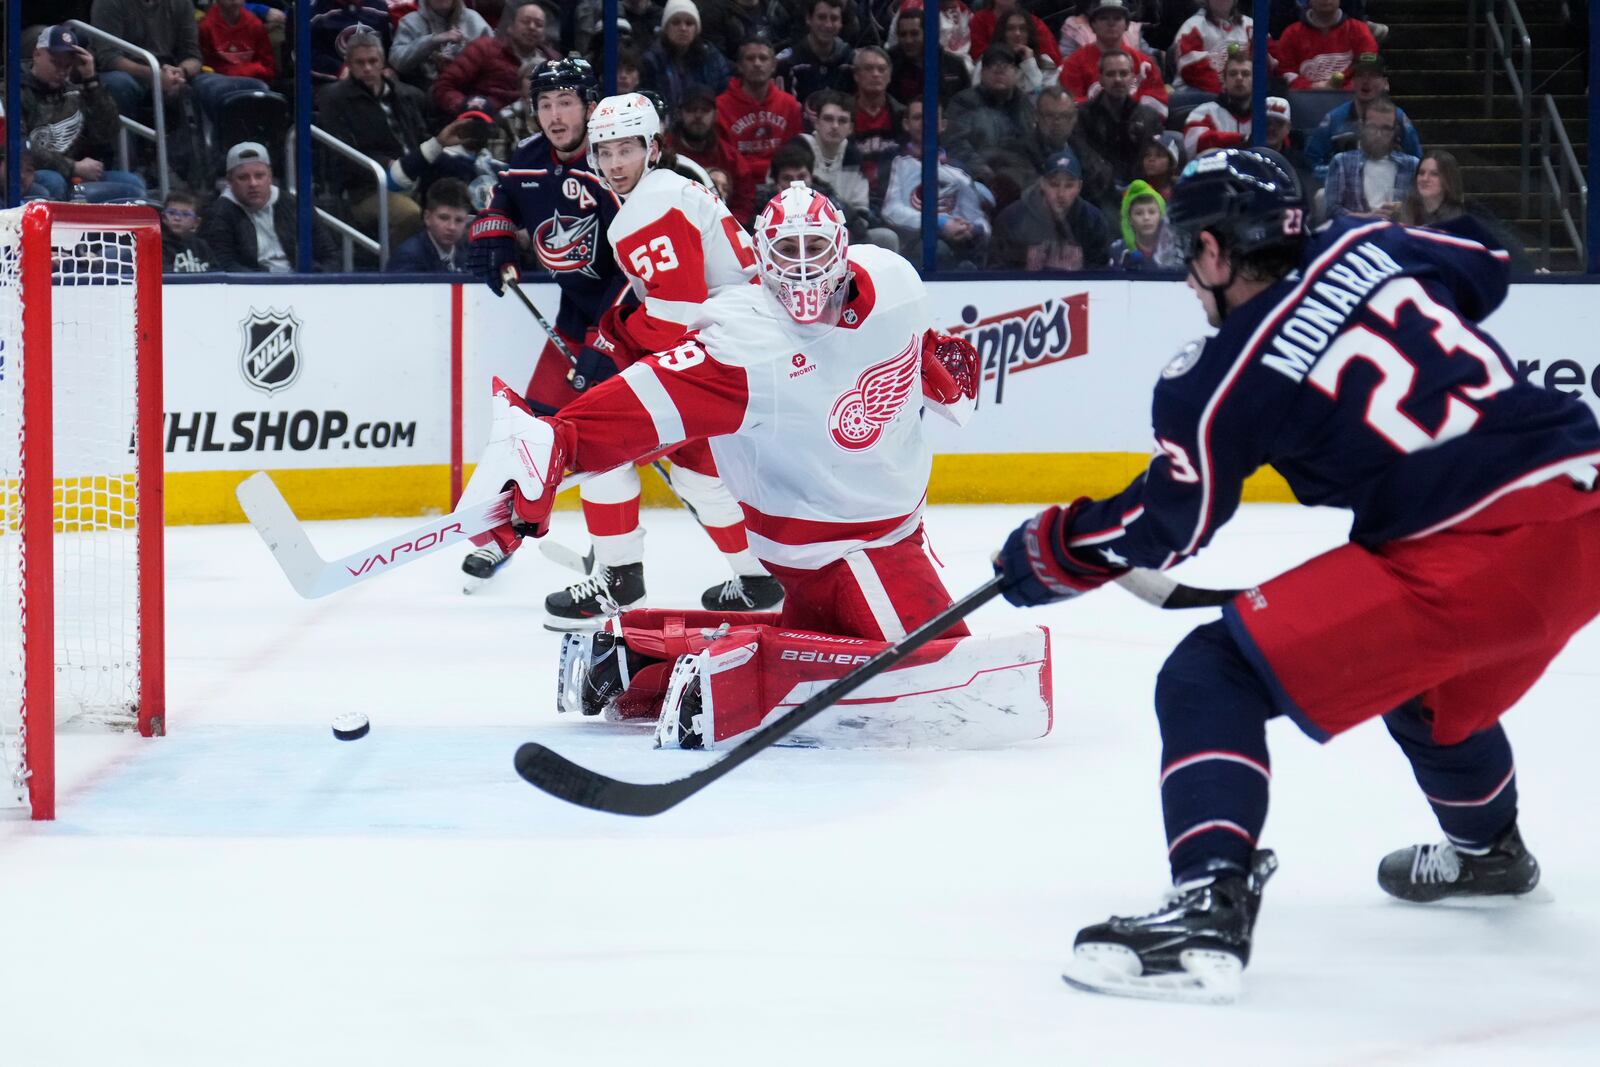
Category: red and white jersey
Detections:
[
  {"x1": 608, "y1": 167, "x2": 758, "y2": 355},
  {"x1": 1172, "y1": 12, "x2": 1252, "y2": 93},
  {"x1": 1272, "y1": 15, "x2": 1377, "y2": 90},
  {"x1": 557, "y1": 244, "x2": 969, "y2": 571},
  {"x1": 1183, "y1": 98, "x2": 1252, "y2": 157}
]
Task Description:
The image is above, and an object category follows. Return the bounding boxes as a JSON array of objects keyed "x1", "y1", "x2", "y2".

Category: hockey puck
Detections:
[{"x1": 331, "y1": 712, "x2": 371, "y2": 741}]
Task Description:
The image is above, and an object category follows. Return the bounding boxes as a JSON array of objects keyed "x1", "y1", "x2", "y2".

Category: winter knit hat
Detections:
[
  {"x1": 661, "y1": 0, "x2": 702, "y2": 30},
  {"x1": 1118, "y1": 179, "x2": 1166, "y2": 249}
]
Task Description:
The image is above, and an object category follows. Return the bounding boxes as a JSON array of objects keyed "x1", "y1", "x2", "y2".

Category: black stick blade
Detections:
[
  {"x1": 1162, "y1": 584, "x2": 1242, "y2": 609},
  {"x1": 513, "y1": 742, "x2": 696, "y2": 816}
]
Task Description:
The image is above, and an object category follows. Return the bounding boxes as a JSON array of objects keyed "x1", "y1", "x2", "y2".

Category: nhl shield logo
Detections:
[{"x1": 239, "y1": 308, "x2": 303, "y2": 394}]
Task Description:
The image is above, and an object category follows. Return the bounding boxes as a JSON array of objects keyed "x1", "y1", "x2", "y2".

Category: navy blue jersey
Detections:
[
  {"x1": 492, "y1": 135, "x2": 628, "y2": 339},
  {"x1": 1068, "y1": 217, "x2": 1600, "y2": 571}
]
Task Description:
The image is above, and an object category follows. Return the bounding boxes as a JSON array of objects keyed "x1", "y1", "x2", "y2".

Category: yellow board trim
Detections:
[{"x1": 162, "y1": 454, "x2": 1297, "y2": 525}]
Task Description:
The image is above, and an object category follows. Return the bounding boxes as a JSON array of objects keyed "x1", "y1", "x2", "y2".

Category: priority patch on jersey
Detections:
[{"x1": 1162, "y1": 340, "x2": 1204, "y2": 379}]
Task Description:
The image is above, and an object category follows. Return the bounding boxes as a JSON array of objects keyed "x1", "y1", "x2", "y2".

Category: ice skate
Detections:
[
  {"x1": 700, "y1": 574, "x2": 784, "y2": 612},
  {"x1": 1377, "y1": 824, "x2": 1540, "y2": 904},
  {"x1": 655, "y1": 654, "x2": 707, "y2": 750},
  {"x1": 461, "y1": 543, "x2": 512, "y2": 594},
  {"x1": 543, "y1": 562, "x2": 646, "y2": 631},
  {"x1": 556, "y1": 629, "x2": 642, "y2": 717},
  {"x1": 1062, "y1": 850, "x2": 1277, "y2": 1005}
]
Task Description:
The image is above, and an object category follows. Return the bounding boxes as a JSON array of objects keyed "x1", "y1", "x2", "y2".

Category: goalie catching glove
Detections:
[
  {"x1": 457, "y1": 378, "x2": 571, "y2": 554},
  {"x1": 921, "y1": 330, "x2": 979, "y2": 406},
  {"x1": 995, "y1": 498, "x2": 1128, "y2": 607}
]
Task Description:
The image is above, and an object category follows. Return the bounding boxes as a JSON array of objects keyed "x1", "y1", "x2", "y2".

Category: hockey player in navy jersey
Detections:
[
  {"x1": 462, "y1": 56, "x2": 630, "y2": 607},
  {"x1": 994, "y1": 147, "x2": 1600, "y2": 1004}
]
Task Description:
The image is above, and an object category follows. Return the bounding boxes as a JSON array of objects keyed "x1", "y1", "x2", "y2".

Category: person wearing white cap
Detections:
[
  {"x1": 201, "y1": 142, "x2": 339, "y2": 272},
  {"x1": 641, "y1": 0, "x2": 733, "y2": 111}
]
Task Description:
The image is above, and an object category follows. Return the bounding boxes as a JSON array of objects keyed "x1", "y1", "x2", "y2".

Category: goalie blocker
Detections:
[{"x1": 561, "y1": 607, "x2": 1053, "y2": 750}]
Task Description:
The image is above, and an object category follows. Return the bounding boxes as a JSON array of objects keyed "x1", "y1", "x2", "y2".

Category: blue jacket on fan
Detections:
[
  {"x1": 386, "y1": 232, "x2": 465, "y2": 274},
  {"x1": 487, "y1": 134, "x2": 628, "y2": 339},
  {"x1": 1061, "y1": 216, "x2": 1600, "y2": 572}
]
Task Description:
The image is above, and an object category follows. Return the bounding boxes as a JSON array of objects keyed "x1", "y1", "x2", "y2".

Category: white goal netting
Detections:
[{"x1": 0, "y1": 207, "x2": 150, "y2": 811}]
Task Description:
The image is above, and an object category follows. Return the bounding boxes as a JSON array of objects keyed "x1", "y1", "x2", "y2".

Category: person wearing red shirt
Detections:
[
  {"x1": 715, "y1": 35, "x2": 803, "y2": 183},
  {"x1": 669, "y1": 85, "x2": 758, "y2": 223},
  {"x1": 1057, "y1": 0, "x2": 1168, "y2": 121},
  {"x1": 199, "y1": 0, "x2": 278, "y2": 83},
  {"x1": 969, "y1": 0, "x2": 1063, "y2": 68},
  {"x1": 849, "y1": 44, "x2": 902, "y2": 187},
  {"x1": 1273, "y1": 0, "x2": 1378, "y2": 90}
]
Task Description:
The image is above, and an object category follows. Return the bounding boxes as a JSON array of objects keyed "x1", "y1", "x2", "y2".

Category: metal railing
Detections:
[
  {"x1": 1538, "y1": 94, "x2": 1588, "y2": 270},
  {"x1": 63, "y1": 20, "x2": 169, "y2": 202},
  {"x1": 1480, "y1": 0, "x2": 1534, "y2": 215},
  {"x1": 309, "y1": 126, "x2": 390, "y2": 270}
]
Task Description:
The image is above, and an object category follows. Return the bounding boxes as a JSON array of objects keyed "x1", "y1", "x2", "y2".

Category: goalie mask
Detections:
[
  {"x1": 754, "y1": 182, "x2": 851, "y2": 326},
  {"x1": 587, "y1": 92, "x2": 662, "y2": 198}
]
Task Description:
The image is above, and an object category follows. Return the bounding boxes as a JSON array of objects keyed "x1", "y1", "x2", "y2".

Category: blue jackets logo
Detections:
[
  {"x1": 239, "y1": 308, "x2": 303, "y2": 394},
  {"x1": 533, "y1": 210, "x2": 600, "y2": 278}
]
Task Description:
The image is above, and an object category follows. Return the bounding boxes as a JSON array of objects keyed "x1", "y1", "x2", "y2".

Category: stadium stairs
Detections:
[{"x1": 1380, "y1": 0, "x2": 1586, "y2": 269}]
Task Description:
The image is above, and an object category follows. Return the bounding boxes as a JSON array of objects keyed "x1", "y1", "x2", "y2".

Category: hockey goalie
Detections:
[{"x1": 461, "y1": 181, "x2": 1052, "y2": 750}]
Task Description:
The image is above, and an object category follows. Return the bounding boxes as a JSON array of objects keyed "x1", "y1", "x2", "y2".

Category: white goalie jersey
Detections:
[{"x1": 553, "y1": 243, "x2": 972, "y2": 570}]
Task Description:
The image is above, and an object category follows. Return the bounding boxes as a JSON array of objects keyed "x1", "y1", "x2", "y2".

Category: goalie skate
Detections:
[
  {"x1": 654, "y1": 653, "x2": 707, "y2": 750},
  {"x1": 556, "y1": 629, "x2": 635, "y2": 718},
  {"x1": 1061, "y1": 850, "x2": 1277, "y2": 1006}
]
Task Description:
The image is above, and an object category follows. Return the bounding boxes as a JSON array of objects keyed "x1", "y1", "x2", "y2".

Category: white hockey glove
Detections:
[{"x1": 460, "y1": 377, "x2": 569, "y2": 553}]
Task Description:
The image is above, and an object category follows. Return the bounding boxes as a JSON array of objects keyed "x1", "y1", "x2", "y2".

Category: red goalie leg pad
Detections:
[
  {"x1": 616, "y1": 607, "x2": 784, "y2": 660},
  {"x1": 693, "y1": 624, "x2": 1054, "y2": 748},
  {"x1": 603, "y1": 609, "x2": 785, "y2": 719}
]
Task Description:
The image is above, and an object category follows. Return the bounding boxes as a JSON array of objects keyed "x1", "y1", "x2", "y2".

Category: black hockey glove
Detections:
[
  {"x1": 994, "y1": 499, "x2": 1124, "y2": 608},
  {"x1": 467, "y1": 213, "x2": 519, "y2": 295},
  {"x1": 570, "y1": 343, "x2": 620, "y2": 392}
]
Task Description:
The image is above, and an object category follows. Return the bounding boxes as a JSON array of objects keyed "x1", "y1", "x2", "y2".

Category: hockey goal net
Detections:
[{"x1": 0, "y1": 202, "x2": 165, "y2": 821}]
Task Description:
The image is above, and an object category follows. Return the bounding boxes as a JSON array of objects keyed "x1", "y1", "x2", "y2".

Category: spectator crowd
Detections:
[{"x1": 0, "y1": 0, "x2": 1525, "y2": 274}]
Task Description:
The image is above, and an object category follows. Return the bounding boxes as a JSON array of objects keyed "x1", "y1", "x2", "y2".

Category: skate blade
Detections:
[
  {"x1": 542, "y1": 598, "x2": 645, "y2": 633},
  {"x1": 1061, "y1": 944, "x2": 1242, "y2": 1006},
  {"x1": 555, "y1": 633, "x2": 588, "y2": 715},
  {"x1": 463, "y1": 574, "x2": 490, "y2": 595}
]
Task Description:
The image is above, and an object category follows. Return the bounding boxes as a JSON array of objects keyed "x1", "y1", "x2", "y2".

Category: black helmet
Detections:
[
  {"x1": 638, "y1": 89, "x2": 670, "y2": 126},
  {"x1": 530, "y1": 55, "x2": 599, "y2": 104},
  {"x1": 1166, "y1": 147, "x2": 1307, "y2": 263}
]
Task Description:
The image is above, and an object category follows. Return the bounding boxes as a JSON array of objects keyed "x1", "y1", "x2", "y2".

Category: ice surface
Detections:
[{"x1": 2, "y1": 504, "x2": 1597, "y2": 1066}]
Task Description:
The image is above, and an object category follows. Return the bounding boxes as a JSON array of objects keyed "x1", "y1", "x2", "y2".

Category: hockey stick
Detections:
[
  {"x1": 504, "y1": 272, "x2": 700, "y2": 517},
  {"x1": 1115, "y1": 570, "x2": 1242, "y2": 610},
  {"x1": 237, "y1": 470, "x2": 588, "y2": 598},
  {"x1": 513, "y1": 576, "x2": 1008, "y2": 815}
]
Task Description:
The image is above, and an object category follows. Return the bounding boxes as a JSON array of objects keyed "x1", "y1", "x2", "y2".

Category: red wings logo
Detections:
[{"x1": 829, "y1": 335, "x2": 919, "y2": 451}]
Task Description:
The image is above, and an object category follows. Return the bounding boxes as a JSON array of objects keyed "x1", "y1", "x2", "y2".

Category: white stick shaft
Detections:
[{"x1": 236, "y1": 471, "x2": 589, "y2": 598}]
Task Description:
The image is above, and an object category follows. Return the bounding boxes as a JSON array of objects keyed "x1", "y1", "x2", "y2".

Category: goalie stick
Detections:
[
  {"x1": 236, "y1": 472, "x2": 516, "y2": 598},
  {"x1": 237, "y1": 471, "x2": 591, "y2": 598}
]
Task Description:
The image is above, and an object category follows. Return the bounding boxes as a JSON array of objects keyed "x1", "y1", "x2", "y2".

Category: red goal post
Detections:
[{"x1": 0, "y1": 202, "x2": 165, "y2": 821}]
